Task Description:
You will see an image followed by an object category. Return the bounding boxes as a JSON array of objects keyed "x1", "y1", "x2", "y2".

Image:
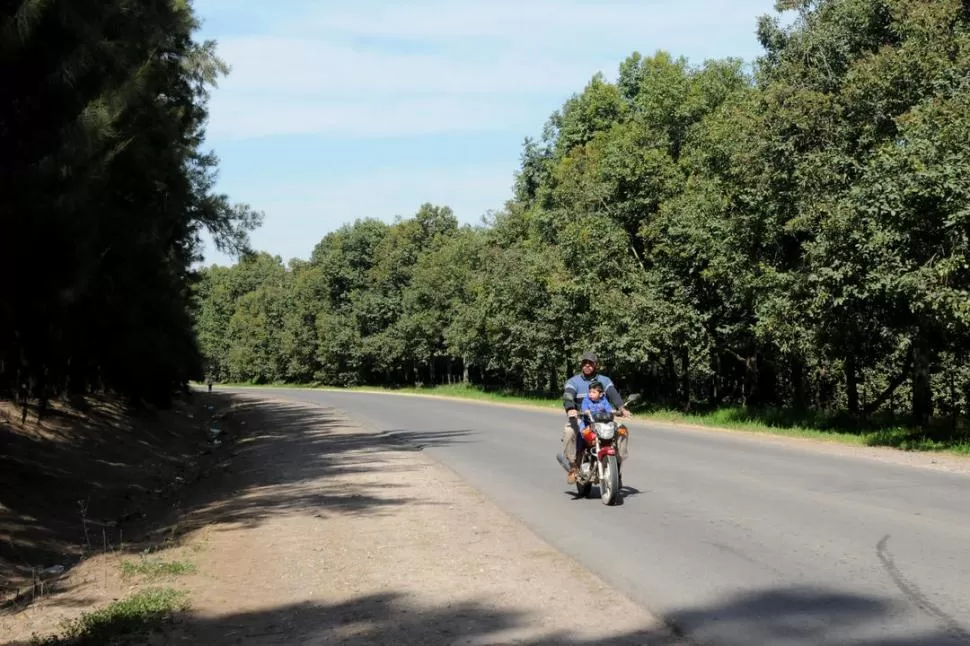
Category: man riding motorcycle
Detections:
[{"x1": 560, "y1": 351, "x2": 631, "y2": 483}]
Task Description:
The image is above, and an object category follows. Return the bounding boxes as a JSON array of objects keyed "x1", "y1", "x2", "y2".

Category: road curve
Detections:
[{"x1": 225, "y1": 388, "x2": 970, "y2": 646}]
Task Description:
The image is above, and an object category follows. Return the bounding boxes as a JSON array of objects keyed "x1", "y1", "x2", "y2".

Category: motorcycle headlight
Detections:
[{"x1": 594, "y1": 422, "x2": 616, "y2": 440}]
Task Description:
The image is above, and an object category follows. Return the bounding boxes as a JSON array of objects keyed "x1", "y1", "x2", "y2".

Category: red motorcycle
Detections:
[{"x1": 575, "y1": 408, "x2": 626, "y2": 504}]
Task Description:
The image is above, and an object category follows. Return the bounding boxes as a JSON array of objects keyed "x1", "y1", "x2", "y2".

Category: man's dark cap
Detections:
[{"x1": 581, "y1": 351, "x2": 598, "y2": 364}]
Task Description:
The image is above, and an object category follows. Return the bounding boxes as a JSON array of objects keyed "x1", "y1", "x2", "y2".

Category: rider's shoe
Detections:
[{"x1": 566, "y1": 468, "x2": 577, "y2": 484}]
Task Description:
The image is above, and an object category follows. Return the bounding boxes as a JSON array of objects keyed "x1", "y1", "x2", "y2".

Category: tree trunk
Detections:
[
  {"x1": 680, "y1": 348, "x2": 691, "y2": 411},
  {"x1": 712, "y1": 351, "x2": 720, "y2": 403},
  {"x1": 753, "y1": 353, "x2": 776, "y2": 406},
  {"x1": 791, "y1": 356, "x2": 806, "y2": 411},
  {"x1": 665, "y1": 353, "x2": 677, "y2": 406},
  {"x1": 742, "y1": 355, "x2": 756, "y2": 406},
  {"x1": 845, "y1": 356, "x2": 859, "y2": 414},
  {"x1": 950, "y1": 370, "x2": 958, "y2": 434},
  {"x1": 863, "y1": 350, "x2": 913, "y2": 416},
  {"x1": 911, "y1": 335, "x2": 933, "y2": 426}
]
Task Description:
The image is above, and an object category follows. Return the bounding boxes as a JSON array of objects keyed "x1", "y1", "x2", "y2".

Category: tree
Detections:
[
  {"x1": 754, "y1": 0, "x2": 970, "y2": 422},
  {"x1": 1, "y1": 0, "x2": 262, "y2": 410},
  {"x1": 190, "y1": 0, "x2": 970, "y2": 431}
]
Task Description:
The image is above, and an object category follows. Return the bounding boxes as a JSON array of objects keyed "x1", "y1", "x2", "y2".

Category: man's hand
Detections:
[{"x1": 618, "y1": 407, "x2": 632, "y2": 418}]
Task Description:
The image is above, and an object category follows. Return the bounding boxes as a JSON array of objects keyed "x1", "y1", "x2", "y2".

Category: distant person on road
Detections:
[{"x1": 560, "y1": 351, "x2": 630, "y2": 483}]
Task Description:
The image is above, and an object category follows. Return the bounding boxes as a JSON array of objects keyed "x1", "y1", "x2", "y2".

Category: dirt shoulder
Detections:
[
  {"x1": 0, "y1": 393, "x2": 237, "y2": 604},
  {"x1": 3, "y1": 394, "x2": 678, "y2": 645}
]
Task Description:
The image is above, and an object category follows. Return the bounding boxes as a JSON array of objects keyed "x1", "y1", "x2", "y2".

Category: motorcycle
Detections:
[{"x1": 559, "y1": 394, "x2": 638, "y2": 506}]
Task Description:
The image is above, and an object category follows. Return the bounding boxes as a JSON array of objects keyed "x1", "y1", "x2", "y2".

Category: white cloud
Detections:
[
  {"x1": 198, "y1": 0, "x2": 780, "y2": 140},
  {"x1": 205, "y1": 33, "x2": 614, "y2": 139},
  {"x1": 286, "y1": 0, "x2": 771, "y2": 49},
  {"x1": 207, "y1": 94, "x2": 539, "y2": 140},
  {"x1": 214, "y1": 36, "x2": 610, "y2": 96}
]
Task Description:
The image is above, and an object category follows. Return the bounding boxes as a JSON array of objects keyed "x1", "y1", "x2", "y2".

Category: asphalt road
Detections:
[{"x1": 227, "y1": 388, "x2": 970, "y2": 646}]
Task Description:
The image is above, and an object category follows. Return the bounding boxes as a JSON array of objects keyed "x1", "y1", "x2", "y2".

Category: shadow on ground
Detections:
[
  {"x1": 19, "y1": 585, "x2": 967, "y2": 646},
  {"x1": 0, "y1": 392, "x2": 473, "y2": 609},
  {"x1": 161, "y1": 395, "x2": 475, "y2": 535}
]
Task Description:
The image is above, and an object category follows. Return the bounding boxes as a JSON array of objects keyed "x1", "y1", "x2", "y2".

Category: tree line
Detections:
[
  {"x1": 203, "y1": 0, "x2": 969, "y2": 428},
  {"x1": 2, "y1": 0, "x2": 260, "y2": 412}
]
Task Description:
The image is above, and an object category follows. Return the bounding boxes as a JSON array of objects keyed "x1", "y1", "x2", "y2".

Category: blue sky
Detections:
[{"x1": 193, "y1": 0, "x2": 784, "y2": 266}]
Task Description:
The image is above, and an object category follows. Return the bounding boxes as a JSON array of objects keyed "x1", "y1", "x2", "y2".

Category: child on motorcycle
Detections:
[
  {"x1": 578, "y1": 380, "x2": 613, "y2": 451},
  {"x1": 575, "y1": 380, "x2": 628, "y2": 489}
]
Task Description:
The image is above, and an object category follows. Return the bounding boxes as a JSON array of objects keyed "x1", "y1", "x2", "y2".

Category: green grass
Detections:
[
  {"x1": 35, "y1": 588, "x2": 188, "y2": 645},
  {"x1": 120, "y1": 557, "x2": 196, "y2": 580},
  {"x1": 203, "y1": 381, "x2": 970, "y2": 456},
  {"x1": 640, "y1": 406, "x2": 970, "y2": 455}
]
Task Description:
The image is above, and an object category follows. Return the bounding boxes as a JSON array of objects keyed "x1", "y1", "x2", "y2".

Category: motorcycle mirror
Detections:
[{"x1": 625, "y1": 393, "x2": 642, "y2": 405}]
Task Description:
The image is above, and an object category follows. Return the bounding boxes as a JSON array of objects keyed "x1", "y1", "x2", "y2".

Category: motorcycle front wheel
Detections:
[{"x1": 600, "y1": 455, "x2": 619, "y2": 505}]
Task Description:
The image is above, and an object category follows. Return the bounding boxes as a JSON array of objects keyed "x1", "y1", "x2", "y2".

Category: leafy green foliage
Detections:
[
  {"x1": 196, "y1": 0, "x2": 970, "y2": 432},
  {"x1": 35, "y1": 587, "x2": 188, "y2": 645}
]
